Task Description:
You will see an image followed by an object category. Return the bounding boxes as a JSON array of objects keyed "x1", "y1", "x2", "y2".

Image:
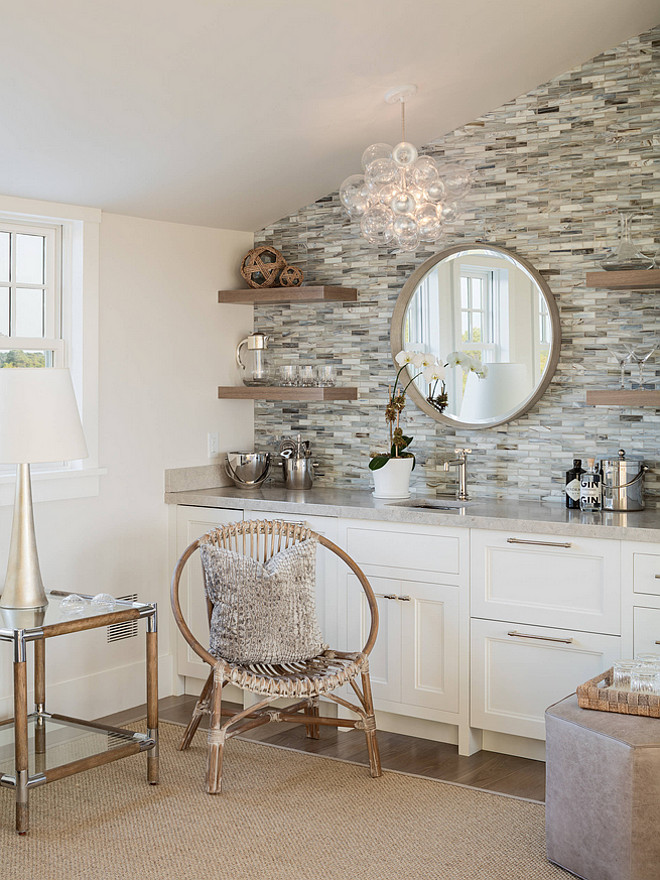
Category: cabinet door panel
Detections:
[
  {"x1": 401, "y1": 582, "x2": 460, "y2": 713},
  {"x1": 633, "y1": 607, "x2": 660, "y2": 655},
  {"x1": 471, "y1": 530, "x2": 620, "y2": 634},
  {"x1": 471, "y1": 618, "x2": 620, "y2": 740},
  {"x1": 175, "y1": 506, "x2": 244, "y2": 679},
  {"x1": 345, "y1": 523, "x2": 462, "y2": 577},
  {"x1": 633, "y1": 552, "x2": 660, "y2": 597},
  {"x1": 346, "y1": 573, "x2": 401, "y2": 704}
]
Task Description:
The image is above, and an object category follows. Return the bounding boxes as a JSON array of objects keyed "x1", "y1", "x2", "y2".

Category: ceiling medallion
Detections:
[{"x1": 339, "y1": 85, "x2": 473, "y2": 251}]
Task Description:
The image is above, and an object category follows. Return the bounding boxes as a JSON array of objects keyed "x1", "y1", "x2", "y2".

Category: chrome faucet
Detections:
[{"x1": 444, "y1": 448, "x2": 472, "y2": 501}]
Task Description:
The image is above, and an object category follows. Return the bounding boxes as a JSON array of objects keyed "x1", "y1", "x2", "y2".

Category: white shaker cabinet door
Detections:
[
  {"x1": 346, "y1": 572, "x2": 460, "y2": 715},
  {"x1": 399, "y1": 580, "x2": 460, "y2": 714},
  {"x1": 471, "y1": 618, "x2": 621, "y2": 740},
  {"x1": 346, "y1": 573, "x2": 402, "y2": 705},
  {"x1": 174, "y1": 505, "x2": 244, "y2": 679},
  {"x1": 471, "y1": 529, "x2": 621, "y2": 635}
]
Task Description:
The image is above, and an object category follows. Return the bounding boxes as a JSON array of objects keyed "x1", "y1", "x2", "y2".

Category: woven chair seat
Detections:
[{"x1": 221, "y1": 649, "x2": 368, "y2": 698}]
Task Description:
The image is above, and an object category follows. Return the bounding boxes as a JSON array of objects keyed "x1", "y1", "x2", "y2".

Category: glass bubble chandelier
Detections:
[{"x1": 339, "y1": 85, "x2": 473, "y2": 251}]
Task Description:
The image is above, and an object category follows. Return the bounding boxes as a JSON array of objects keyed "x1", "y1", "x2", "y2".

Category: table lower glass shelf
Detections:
[{"x1": 0, "y1": 714, "x2": 155, "y2": 786}]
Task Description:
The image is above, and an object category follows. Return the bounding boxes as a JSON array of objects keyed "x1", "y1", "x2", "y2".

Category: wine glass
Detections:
[
  {"x1": 607, "y1": 344, "x2": 634, "y2": 388},
  {"x1": 629, "y1": 343, "x2": 657, "y2": 387}
]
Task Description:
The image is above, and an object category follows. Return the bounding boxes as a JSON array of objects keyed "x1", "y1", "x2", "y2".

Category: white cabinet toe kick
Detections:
[{"x1": 172, "y1": 505, "x2": 647, "y2": 761}]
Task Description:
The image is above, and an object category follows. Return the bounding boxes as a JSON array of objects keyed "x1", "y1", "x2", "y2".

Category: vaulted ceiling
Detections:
[{"x1": 3, "y1": 1, "x2": 658, "y2": 231}]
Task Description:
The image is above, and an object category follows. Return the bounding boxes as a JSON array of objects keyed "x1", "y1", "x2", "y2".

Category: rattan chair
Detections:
[{"x1": 171, "y1": 519, "x2": 382, "y2": 793}]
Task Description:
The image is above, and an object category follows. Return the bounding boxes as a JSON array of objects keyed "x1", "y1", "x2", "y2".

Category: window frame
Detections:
[{"x1": 0, "y1": 195, "x2": 104, "y2": 505}]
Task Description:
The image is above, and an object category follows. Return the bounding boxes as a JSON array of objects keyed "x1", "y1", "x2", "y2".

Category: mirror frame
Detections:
[{"x1": 390, "y1": 243, "x2": 561, "y2": 430}]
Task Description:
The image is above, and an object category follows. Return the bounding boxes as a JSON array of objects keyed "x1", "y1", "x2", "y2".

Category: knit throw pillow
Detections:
[{"x1": 199, "y1": 536, "x2": 325, "y2": 664}]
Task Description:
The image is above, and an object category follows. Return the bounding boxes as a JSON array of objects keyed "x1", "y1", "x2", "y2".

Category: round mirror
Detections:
[{"x1": 391, "y1": 244, "x2": 561, "y2": 429}]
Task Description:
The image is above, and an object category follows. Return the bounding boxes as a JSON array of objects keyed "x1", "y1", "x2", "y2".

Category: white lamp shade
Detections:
[
  {"x1": 459, "y1": 363, "x2": 533, "y2": 423},
  {"x1": 0, "y1": 368, "x2": 88, "y2": 463}
]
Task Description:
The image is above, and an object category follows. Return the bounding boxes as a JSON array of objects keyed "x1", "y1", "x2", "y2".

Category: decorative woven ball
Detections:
[
  {"x1": 240, "y1": 246, "x2": 287, "y2": 288},
  {"x1": 278, "y1": 265, "x2": 304, "y2": 287}
]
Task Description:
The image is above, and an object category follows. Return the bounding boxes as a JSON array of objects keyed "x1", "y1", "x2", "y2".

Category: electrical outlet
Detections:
[{"x1": 207, "y1": 432, "x2": 219, "y2": 458}]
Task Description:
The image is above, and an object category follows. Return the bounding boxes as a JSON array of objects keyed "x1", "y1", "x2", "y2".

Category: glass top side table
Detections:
[{"x1": 0, "y1": 590, "x2": 158, "y2": 834}]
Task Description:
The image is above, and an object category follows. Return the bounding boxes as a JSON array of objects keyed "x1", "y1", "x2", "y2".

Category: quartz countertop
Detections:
[{"x1": 165, "y1": 483, "x2": 660, "y2": 544}]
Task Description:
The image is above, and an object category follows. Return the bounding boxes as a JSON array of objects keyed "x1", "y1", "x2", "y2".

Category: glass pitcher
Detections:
[{"x1": 236, "y1": 332, "x2": 271, "y2": 386}]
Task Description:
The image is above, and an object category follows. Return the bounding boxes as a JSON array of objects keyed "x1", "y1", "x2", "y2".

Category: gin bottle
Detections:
[
  {"x1": 565, "y1": 459, "x2": 584, "y2": 509},
  {"x1": 579, "y1": 458, "x2": 601, "y2": 512}
]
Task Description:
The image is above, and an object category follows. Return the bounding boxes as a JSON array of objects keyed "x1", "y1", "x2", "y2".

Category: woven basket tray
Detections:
[{"x1": 577, "y1": 668, "x2": 660, "y2": 718}]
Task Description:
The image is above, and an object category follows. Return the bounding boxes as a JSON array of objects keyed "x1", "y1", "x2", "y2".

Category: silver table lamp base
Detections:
[{"x1": 1, "y1": 463, "x2": 48, "y2": 609}]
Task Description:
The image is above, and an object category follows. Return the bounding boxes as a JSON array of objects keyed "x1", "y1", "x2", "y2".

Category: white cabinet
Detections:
[
  {"x1": 471, "y1": 618, "x2": 621, "y2": 739},
  {"x1": 346, "y1": 571, "x2": 460, "y2": 716},
  {"x1": 340, "y1": 519, "x2": 467, "y2": 725},
  {"x1": 174, "y1": 505, "x2": 244, "y2": 679},
  {"x1": 471, "y1": 529, "x2": 621, "y2": 635}
]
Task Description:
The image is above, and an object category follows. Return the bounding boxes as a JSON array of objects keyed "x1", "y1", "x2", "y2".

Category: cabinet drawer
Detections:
[
  {"x1": 633, "y1": 607, "x2": 660, "y2": 656},
  {"x1": 471, "y1": 618, "x2": 621, "y2": 740},
  {"x1": 471, "y1": 529, "x2": 620, "y2": 634},
  {"x1": 633, "y1": 551, "x2": 660, "y2": 597},
  {"x1": 345, "y1": 521, "x2": 464, "y2": 578}
]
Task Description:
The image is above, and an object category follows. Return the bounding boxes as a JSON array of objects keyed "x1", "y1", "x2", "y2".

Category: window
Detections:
[
  {"x1": 0, "y1": 195, "x2": 102, "y2": 503},
  {"x1": 0, "y1": 220, "x2": 62, "y2": 368}
]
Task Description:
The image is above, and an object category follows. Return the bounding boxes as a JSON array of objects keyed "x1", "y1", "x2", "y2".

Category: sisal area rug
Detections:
[{"x1": 1, "y1": 722, "x2": 568, "y2": 880}]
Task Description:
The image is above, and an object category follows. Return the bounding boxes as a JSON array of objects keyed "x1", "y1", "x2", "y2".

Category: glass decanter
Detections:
[{"x1": 600, "y1": 212, "x2": 654, "y2": 271}]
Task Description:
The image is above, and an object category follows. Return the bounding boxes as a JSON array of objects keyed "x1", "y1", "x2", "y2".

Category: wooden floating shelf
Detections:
[
  {"x1": 218, "y1": 285, "x2": 358, "y2": 304},
  {"x1": 585, "y1": 269, "x2": 660, "y2": 290},
  {"x1": 218, "y1": 386, "x2": 358, "y2": 401},
  {"x1": 586, "y1": 389, "x2": 660, "y2": 406}
]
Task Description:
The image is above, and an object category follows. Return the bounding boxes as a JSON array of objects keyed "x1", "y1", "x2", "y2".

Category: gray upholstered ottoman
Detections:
[{"x1": 545, "y1": 694, "x2": 660, "y2": 880}]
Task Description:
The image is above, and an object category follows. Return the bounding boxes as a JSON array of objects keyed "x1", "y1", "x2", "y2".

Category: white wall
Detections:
[{"x1": 0, "y1": 212, "x2": 253, "y2": 719}]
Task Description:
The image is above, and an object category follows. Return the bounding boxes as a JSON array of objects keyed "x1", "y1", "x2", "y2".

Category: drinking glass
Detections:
[
  {"x1": 607, "y1": 345, "x2": 633, "y2": 388},
  {"x1": 315, "y1": 365, "x2": 336, "y2": 387},
  {"x1": 278, "y1": 365, "x2": 299, "y2": 386},
  {"x1": 629, "y1": 343, "x2": 657, "y2": 387},
  {"x1": 612, "y1": 659, "x2": 637, "y2": 690},
  {"x1": 298, "y1": 365, "x2": 315, "y2": 387},
  {"x1": 631, "y1": 668, "x2": 660, "y2": 695}
]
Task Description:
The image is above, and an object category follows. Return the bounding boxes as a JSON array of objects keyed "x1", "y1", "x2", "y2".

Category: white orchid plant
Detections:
[{"x1": 369, "y1": 349, "x2": 487, "y2": 472}]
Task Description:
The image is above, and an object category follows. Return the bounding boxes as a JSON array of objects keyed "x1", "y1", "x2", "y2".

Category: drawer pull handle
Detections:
[
  {"x1": 383, "y1": 594, "x2": 398, "y2": 601},
  {"x1": 655, "y1": 641, "x2": 660, "y2": 646},
  {"x1": 399, "y1": 595, "x2": 412, "y2": 602},
  {"x1": 507, "y1": 538, "x2": 572, "y2": 549},
  {"x1": 507, "y1": 630, "x2": 574, "y2": 645}
]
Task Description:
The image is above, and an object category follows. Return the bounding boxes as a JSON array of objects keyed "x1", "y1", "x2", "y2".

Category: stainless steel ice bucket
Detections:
[{"x1": 601, "y1": 449, "x2": 648, "y2": 512}]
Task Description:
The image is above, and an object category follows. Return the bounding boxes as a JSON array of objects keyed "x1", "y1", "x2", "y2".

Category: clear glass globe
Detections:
[
  {"x1": 411, "y1": 156, "x2": 438, "y2": 188},
  {"x1": 441, "y1": 163, "x2": 472, "y2": 198},
  {"x1": 439, "y1": 200, "x2": 458, "y2": 223},
  {"x1": 426, "y1": 179, "x2": 446, "y2": 203},
  {"x1": 377, "y1": 182, "x2": 401, "y2": 206},
  {"x1": 392, "y1": 141, "x2": 418, "y2": 167},
  {"x1": 360, "y1": 206, "x2": 395, "y2": 245},
  {"x1": 365, "y1": 157, "x2": 398, "y2": 188},
  {"x1": 339, "y1": 174, "x2": 370, "y2": 217},
  {"x1": 393, "y1": 214, "x2": 419, "y2": 245},
  {"x1": 361, "y1": 143, "x2": 393, "y2": 172},
  {"x1": 416, "y1": 204, "x2": 442, "y2": 242},
  {"x1": 390, "y1": 191, "x2": 416, "y2": 215}
]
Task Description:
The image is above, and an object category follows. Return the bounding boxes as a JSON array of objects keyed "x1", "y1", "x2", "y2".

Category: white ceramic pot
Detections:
[{"x1": 371, "y1": 456, "x2": 414, "y2": 499}]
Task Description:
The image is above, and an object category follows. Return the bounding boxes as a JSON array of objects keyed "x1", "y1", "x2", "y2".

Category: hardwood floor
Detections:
[{"x1": 100, "y1": 694, "x2": 546, "y2": 802}]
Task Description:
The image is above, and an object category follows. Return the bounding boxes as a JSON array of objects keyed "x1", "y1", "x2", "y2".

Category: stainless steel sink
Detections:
[{"x1": 389, "y1": 497, "x2": 472, "y2": 510}]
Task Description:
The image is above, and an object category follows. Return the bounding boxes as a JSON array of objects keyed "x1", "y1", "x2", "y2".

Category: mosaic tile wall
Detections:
[{"x1": 253, "y1": 26, "x2": 660, "y2": 505}]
